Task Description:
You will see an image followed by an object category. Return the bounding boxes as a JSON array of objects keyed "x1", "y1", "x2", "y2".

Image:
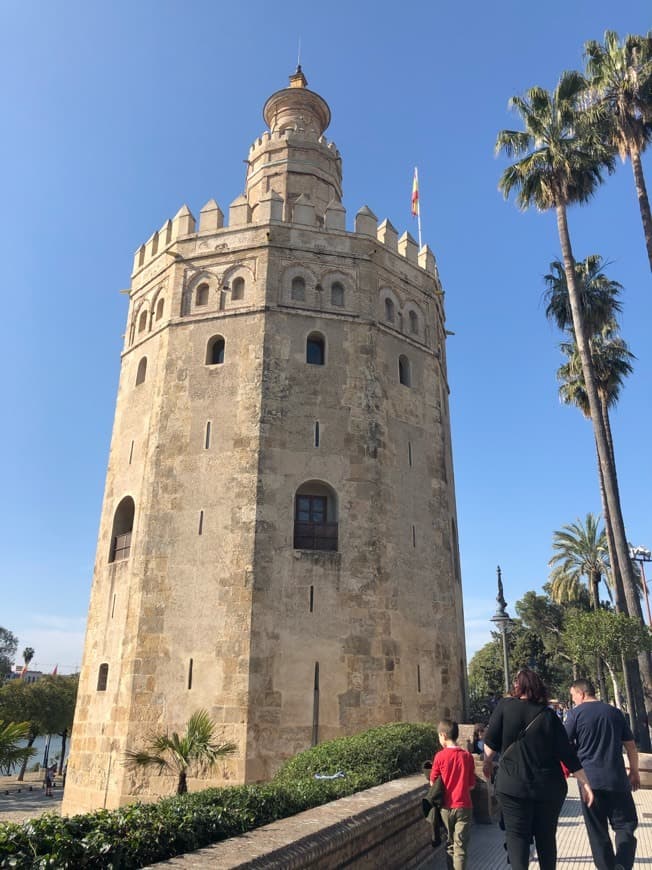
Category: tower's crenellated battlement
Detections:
[{"x1": 133, "y1": 199, "x2": 441, "y2": 288}]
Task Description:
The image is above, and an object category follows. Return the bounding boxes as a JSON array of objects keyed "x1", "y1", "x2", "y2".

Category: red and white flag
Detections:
[
  {"x1": 51, "y1": 665, "x2": 58, "y2": 676},
  {"x1": 411, "y1": 167, "x2": 420, "y2": 217}
]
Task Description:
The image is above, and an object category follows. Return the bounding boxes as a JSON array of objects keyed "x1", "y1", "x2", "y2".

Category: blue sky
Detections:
[{"x1": 1, "y1": 1, "x2": 650, "y2": 674}]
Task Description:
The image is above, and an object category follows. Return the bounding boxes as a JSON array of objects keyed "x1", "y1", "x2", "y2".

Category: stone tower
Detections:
[{"x1": 63, "y1": 68, "x2": 467, "y2": 815}]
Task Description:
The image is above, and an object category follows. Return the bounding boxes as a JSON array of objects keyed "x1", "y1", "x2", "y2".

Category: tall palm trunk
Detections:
[
  {"x1": 629, "y1": 143, "x2": 652, "y2": 272},
  {"x1": 594, "y1": 438, "x2": 647, "y2": 743},
  {"x1": 589, "y1": 570, "x2": 609, "y2": 701},
  {"x1": 556, "y1": 203, "x2": 652, "y2": 745},
  {"x1": 177, "y1": 770, "x2": 188, "y2": 795}
]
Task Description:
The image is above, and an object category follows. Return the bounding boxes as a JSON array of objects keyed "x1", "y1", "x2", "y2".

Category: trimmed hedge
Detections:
[{"x1": 0, "y1": 722, "x2": 439, "y2": 869}]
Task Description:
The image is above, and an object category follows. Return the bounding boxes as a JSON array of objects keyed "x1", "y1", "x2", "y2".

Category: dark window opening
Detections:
[
  {"x1": 198, "y1": 510, "x2": 204, "y2": 535},
  {"x1": 129, "y1": 440, "x2": 134, "y2": 465},
  {"x1": 384, "y1": 298, "x2": 395, "y2": 322},
  {"x1": 109, "y1": 496, "x2": 135, "y2": 563},
  {"x1": 206, "y1": 336, "x2": 225, "y2": 365},
  {"x1": 231, "y1": 276, "x2": 245, "y2": 300},
  {"x1": 138, "y1": 310, "x2": 147, "y2": 333},
  {"x1": 205, "y1": 421, "x2": 211, "y2": 449},
  {"x1": 417, "y1": 664, "x2": 421, "y2": 693},
  {"x1": 409, "y1": 310, "x2": 418, "y2": 334},
  {"x1": 399, "y1": 355, "x2": 411, "y2": 387},
  {"x1": 155, "y1": 298, "x2": 165, "y2": 321},
  {"x1": 408, "y1": 441, "x2": 412, "y2": 467},
  {"x1": 294, "y1": 486, "x2": 338, "y2": 551},
  {"x1": 331, "y1": 282, "x2": 344, "y2": 307},
  {"x1": 291, "y1": 276, "x2": 306, "y2": 301},
  {"x1": 97, "y1": 663, "x2": 109, "y2": 692},
  {"x1": 309, "y1": 585, "x2": 314, "y2": 612},
  {"x1": 196, "y1": 283, "x2": 209, "y2": 306},
  {"x1": 306, "y1": 333, "x2": 325, "y2": 366},
  {"x1": 188, "y1": 658, "x2": 194, "y2": 690},
  {"x1": 314, "y1": 421, "x2": 320, "y2": 447},
  {"x1": 135, "y1": 357, "x2": 147, "y2": 386}
]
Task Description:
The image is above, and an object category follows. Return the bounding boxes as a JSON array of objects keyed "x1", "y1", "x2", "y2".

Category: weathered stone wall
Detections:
[{"x1": 64, "y1": 71, "x2": 466, "y2": 814}]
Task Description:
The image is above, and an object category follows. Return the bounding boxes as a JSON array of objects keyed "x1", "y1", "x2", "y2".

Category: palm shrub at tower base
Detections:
[{"x1": 0, "y1": 722, "x2": 439, "y2": 869}]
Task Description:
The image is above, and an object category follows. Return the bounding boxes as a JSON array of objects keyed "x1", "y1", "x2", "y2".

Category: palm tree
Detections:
[
  {"x1": 124, "y1": 709, "x2": 236, "y2": 795},
  {"x1": 0, "y1": 721, "x2": 35, "y2": 775},
  {"x1": 549, "y1": 514, "x2": 610, "y2": 610},
  {"x1": 495, "y1": 75, "x2": 646, "y2": 696},
  {"x1": 544, "y1": 254, "x2": 637, "y2": 617},
  {"x1": 546, "y1": 259, "x2": 646, "y2": 742},
  {"x1": 584, "y1": 31, "x2": 652, "y2": 270},
  {"x1": 21, "y1": 648, "x2": 35, "y2": 672}
]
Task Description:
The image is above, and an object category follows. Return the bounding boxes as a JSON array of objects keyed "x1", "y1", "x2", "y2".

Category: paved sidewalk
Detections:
[
  {"x1": 419, "y1": 788, "x2": 652, "y2": 869},
  {"x1": 0, "y1": 772, "x2": 62, "y2": 824}
]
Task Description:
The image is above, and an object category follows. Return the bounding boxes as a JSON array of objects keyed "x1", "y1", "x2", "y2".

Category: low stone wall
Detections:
[{"x1": 150, "y1": 775, "x2": 439, "y2": 869}]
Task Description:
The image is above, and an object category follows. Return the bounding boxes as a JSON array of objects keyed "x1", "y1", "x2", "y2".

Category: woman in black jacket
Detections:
[{"x1": 483, "y1": 668, "x2": 594, "y2": 870}]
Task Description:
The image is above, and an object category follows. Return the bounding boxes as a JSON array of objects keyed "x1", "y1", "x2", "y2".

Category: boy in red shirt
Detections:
[{"x1": 430, "y1": 719, "x2": 476, "y2": 870}]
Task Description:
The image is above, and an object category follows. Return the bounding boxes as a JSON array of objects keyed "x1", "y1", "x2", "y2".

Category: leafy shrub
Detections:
[{"x1": 0, "y1": 722, "x2": 438, "y2": 868}]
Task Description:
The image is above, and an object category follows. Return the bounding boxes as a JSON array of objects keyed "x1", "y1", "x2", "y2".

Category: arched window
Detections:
[
  {"x1": 109, "y1": 496, "x2": 135, "y2": 563},
  {"x1": 231, "y1": 277, "x2": 245, "y2": 300},
  {"x1": 97, "y1": 663, "x2": 109, "y2": 692},
  {"x1": 291, "y1": 276, "x2": 306, "y2": 301},
  {"x1": 294, "y1": 481, "x2": 338, "y2": 551},
  {"x1": 206, "y1": 335, "x2": 225, "y2": 365},
  {"x1": 384, "y1": 298, "x2": 395, "y2": 323},
  {"x1": 155, "y1": 298, "x2": 165, "y2": 321},
  {"x1": 196, "y1": 283, "x2": 209, "y2": 306},
  {"x1": 138, "y1": 310, "x2": 148, "y2": 333},
  {"x1": 330, "y1": 282, "x2": 344, "y2": 307},
  {"x1": 409, "y1": 310, "x2": 418, "y2": 334},
  {"x1": 398, "y1": 355, "x2": 411, "y2": 387},
  {"x1": 135, "y1": 357, "x2": 147, "y2": 386},
  {"x1": 306, "y1": 332, "x2": 325, "y2": 365}
]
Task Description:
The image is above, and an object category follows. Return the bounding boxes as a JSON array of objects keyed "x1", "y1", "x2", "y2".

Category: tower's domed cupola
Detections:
[
  {"x1": 263, "y1": 65, "x2": 331, "y2": 137},
  {"x1": 246, "y1": 67, "x2": 342, "y2": 222}
]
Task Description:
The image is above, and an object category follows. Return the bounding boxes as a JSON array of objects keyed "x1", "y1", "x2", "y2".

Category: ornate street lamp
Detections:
[
  {"x1": 490, "y1": 565, "x2": 513, "y2": 695},
  {"x1": 629, "y1": 544, "x2": 652, "y2": 625}
]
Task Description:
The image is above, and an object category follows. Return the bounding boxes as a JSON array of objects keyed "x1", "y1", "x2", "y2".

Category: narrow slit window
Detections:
[
  {"x1": 135, "y1": 357, "x2": 147, "y2": 386},
  {"x1": 129, "y1": 440, "x2": 134, "y2": 465},
  {"x1": 408, "y1": 441, "x2": 412, "y2": 467},
  {"x1": 399, "y1": 355, "x2": 411, "y2": 387},
  {"x1": 312, "y1": 662, "x2": 320, "y2": 747},
  {"x1": 198, "y1": 510, "x2": 204, "y2": 535},
  {"x1": 205, "y1": 421, "x2": 211, "y2": 449},
  {"x1": 417, "y1": 664, "x2": 421, "y2": 693},
  {"x1": 291, "y1": 276, "x2": 306, "y2": 301},
  {"x1": 111, "y1": 594, "x2": 116, "y2": 618},
  {"x1": 97, "y1": 663, "x2": 109, "y2": 692},
  {"x1": 188, "y1": 658, "x2": 194, "y2": 690},
  {"x1": 309, "y1": 585, "x2": 314, "y2": 612},
  {"x1": 412, "y1": 525, "x2": 416, "y2": 547},
  {"x1": 314, "y1": 421, "x2": 320, "y2": 447}
]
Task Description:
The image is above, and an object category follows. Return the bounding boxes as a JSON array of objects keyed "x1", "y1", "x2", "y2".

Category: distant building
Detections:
[
  {"x1": 63, "y1": 68, "x2": 467, "y2": 815},
  {"x1": 8, "y1": 665, "x2": 43, "y2": 684}
]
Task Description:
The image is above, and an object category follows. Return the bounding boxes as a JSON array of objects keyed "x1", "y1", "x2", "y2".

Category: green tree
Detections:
[
  {"x1": 124, "y1": 709, "x2": 236, "y2": 795},
  {"x1": 0, "y1": 674, "x2": 79, "y2": 779},
  {"x1": 584, "y1": 31, "x2": 652, "y2": 270},
  {"x1": 563, "y1": 610, "x2": 652, "y2": 707},
  {"x1": 0, "y1": 721, "x2": 35, "y2": 775},
  {"x1": 0, "y1": 627, "x2": 18, "y2": 678}
]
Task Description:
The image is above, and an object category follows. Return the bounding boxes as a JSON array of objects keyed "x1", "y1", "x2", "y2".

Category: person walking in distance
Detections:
[
  {"x1": 565, "y1": 678, "x2": 639, "y2": 870},
  {"x1": 429, "y1": 719, "x2": 476, "y2": 870}
]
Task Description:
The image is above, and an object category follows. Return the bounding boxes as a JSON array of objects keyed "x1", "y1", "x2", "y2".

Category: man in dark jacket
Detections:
[{"x1": 565, "y1": 678, "x2": 639, "y2": 870}]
